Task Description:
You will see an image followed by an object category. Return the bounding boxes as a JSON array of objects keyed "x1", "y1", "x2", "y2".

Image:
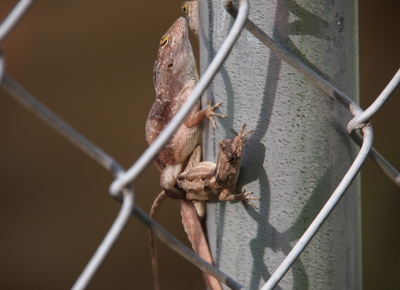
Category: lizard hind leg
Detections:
[
  {"x1": 180, "y1": 145, "x2": 207, "y2": 220},
  {"x1": 160, "y1": 163, "x2": 185, "y2": 199}
]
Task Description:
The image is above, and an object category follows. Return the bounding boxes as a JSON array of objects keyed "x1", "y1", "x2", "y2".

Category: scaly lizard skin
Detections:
[
  {"x1": 146, "y1": 17, "x2": 224, "y2": 290},
  {"x1": 177, "y1": 124, "x2": 259, "y2": 209},
  {"x1": 181, "y1": 1, "x2": 199, "y2": 39},
  {"x1": 146, "y1": 17, "x2": 222, "y2": 199}
]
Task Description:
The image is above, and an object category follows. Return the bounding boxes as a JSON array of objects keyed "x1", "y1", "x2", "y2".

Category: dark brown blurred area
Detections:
[{"x1": 0, "y1": 1, "x2": 399, "y2": 289}]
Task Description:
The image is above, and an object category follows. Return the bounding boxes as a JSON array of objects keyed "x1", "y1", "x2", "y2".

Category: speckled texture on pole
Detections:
[{"x1": 200, "y1": 1, "x2": 360, "y2": 289}]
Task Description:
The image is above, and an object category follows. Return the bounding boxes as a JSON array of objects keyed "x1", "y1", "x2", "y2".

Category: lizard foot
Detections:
[
  {"x1": 238, "y1": 189, "x2": 260, "y2": 210},
  {"x1": 205, "y1": 101, "x2": 226, "y2": 128},
  {"x1": 230, "y1": 123, "x2": 254, "y2": 144}
]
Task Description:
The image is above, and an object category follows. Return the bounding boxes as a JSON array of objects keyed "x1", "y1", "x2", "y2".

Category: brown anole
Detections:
[
  {"x1": 181, "y1": 1, "x2": 199, "y2": 39},
  {"x1": 146, "y1": 17, "x2": 222, "y2": 200},
  {"x1": 146, "y1": 17, "x2": 224, "y2": 290},
  {"x1": 177, "y1": 123, "x2": 258, "y2": 210},
  {"x1": 179, "y1": 1, "x2": 258, "y2": 209}
]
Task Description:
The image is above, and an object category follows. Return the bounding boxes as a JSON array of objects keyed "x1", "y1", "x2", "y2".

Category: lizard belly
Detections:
[
  {"x1": 145, "y1": 96, "x2": 202, "y2": 170},
  {"x1": 158, "y1": 124, "x2": 201, "y2": 166}
]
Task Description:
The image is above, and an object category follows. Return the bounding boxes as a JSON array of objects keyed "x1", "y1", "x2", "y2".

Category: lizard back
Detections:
[{"x1": 146, "y1": 17, "x2": 200, "y2": 170}]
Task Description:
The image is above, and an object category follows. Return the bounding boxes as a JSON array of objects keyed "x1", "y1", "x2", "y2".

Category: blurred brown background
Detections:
[{"x1": 0, "y1": 0, "x2": 399, "y2": 289}]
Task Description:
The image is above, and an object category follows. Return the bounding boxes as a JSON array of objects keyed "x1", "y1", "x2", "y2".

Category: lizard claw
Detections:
[
  {"x1": 206, "y1": 101, "x2": 226, "y2": 128},
  {"x1": 239, "y1": 189, "x2": 259, "y2": 210},
  {"x1": 230, "y1": 124, "x2": 254, "y2": 140}
]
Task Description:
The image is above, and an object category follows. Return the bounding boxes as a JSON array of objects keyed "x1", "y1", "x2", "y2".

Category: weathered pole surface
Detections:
[{"x1": 199, "y1": 0, "x2": 360, "y2": 289}]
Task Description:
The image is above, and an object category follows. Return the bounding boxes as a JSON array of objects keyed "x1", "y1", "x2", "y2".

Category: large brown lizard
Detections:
[
  {"x1": 146, "y1": 17, "x2": 222, "y2": 200},
  {"x1": 146, "y1": 17, "x2": 224, "y2": 290}
]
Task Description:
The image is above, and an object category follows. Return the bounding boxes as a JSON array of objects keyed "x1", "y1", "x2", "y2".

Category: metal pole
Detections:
[{"x1": 200, "y1": 0, "x2": 360, "y2": 289}]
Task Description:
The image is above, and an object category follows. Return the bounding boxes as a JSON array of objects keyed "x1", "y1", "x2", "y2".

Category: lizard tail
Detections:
[
  {"x1": 149, "y1": 191, "x2": 169, "y2": 290},
  {"x1": 180, "y1": 199, "x2": 223, "y2": 290}
]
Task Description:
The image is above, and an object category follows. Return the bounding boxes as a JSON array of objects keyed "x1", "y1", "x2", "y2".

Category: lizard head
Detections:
[
  {"x1": 181, "y1": 1, "x2": 199, "y2": 39},
  {"x1": 215, "y1": 124, "x2": 253, "y2": 185},
  {"x1": 153, "y1": 17, "x2": 198, "y2": 91}
]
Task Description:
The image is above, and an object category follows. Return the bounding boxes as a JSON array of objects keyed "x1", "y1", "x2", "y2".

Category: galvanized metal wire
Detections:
[
  {"x1": 0, "y1": 0, "x2": 33, "y2": 42},
  {"x1": 1, "y1": 0, "x2": 399, "y2": 289}
]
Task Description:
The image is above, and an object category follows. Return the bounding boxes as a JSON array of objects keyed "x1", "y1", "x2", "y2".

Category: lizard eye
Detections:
[
  {"x1": 182, "y1": 4, "x2": 188, "y2": 14},
  {"x1": 228, "y1": 156, "x2": 236, "y2": 163},
  {"x1": 160, "y1": 37, "x2": 169, "y2": 47}
]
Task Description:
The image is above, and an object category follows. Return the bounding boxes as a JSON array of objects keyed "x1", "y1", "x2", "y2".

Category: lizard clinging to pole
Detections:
[
  {"x1": 146, "y1": 17, "x2": 224, "y2": 290},
  {"x1": 177, "y1": 123, "x2": 258, "y2": 210},
  {"x1": 147, "y1": 10, "x2": 259, "y2": 290},
  {"x1": 146, "y1": 17, "x2": 223, "y2": 200}
]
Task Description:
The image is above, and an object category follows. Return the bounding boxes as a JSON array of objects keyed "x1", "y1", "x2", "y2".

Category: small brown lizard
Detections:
[
  {"x1": 181, "y1": 1, "x2": 199, "y2": 39},
  {"x1": 146, "y1": 17, "x2": 224, "y2": 290},
  {"x1": 177, "y1": 123, "x2": 259, "y2": 210}
]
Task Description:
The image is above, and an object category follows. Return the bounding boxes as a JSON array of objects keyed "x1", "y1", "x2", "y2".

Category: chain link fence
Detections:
[{"x1": 1, "y1": 0, "x2": 399, "y2": 289}]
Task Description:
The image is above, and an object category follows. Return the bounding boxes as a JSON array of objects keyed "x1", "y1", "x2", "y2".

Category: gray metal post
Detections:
[{"x1": 200, "y1": 1, "x2": 360, "y2": 289}]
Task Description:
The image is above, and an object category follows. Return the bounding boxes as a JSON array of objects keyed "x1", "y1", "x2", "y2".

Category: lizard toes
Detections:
[
  {"x1": 242, "y1": 190, "x2": 253, "y2": 196},
  {"x1": 209, "y1": 101, "x2": 222, "y2": 110},
  {"x1": 206, "y1": 101, "x2": 226, "y2": 128},
  {"x1": 241, "y1": 199, "x2": 258, "y2": 210},
  {"x1": 211, "y1": 112, "x2": 227, "y2": 118},
  {"x1": 209, "y1": 117, "x2": 218, "y2": 128},
  {"x1": 247, "y1": 196, "x2": 260, "y2": 201},
  {"x1": 240, "y1": 190, "x2": 259, "y2": 209},
  {"x1": 239, "y1": 190, "x2": 259, "y2": 210},
  {"x1": 246, "y1": 200, "x2": 258, "y2": 210},
  {"x1": 243, "y1": 192, "x2": 260, "y2": 201}
]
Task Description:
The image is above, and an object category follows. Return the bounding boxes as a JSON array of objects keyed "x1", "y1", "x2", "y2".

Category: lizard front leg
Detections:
[{"x1": 184, "y1": 101, "x2": 226, "y2": 129}]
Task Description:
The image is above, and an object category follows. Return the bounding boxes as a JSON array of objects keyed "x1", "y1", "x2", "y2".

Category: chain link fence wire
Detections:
[{"x1": 1, "y1": 0, "x2": 399, "y2": 289}]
